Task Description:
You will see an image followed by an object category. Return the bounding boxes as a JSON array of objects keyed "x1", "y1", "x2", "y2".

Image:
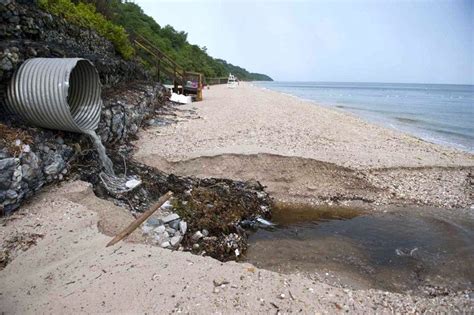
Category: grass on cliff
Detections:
[{"x1": 38, "y1": 0, "x2": 134, "y2": 59}]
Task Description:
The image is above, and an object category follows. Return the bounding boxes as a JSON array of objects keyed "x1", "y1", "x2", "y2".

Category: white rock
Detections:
[
  {"x1": 160, "y1": 241, "x2": 170, "y2": 248},
  {"x1": 192, "y1": 231, "x2": 203, "y2": 241},
  {"x1": 179, "y1": 221, "x2": 187, "y2": 234},
  {"x1": 125, "y1": 179, "x2": 141, "y2": 189},
  {"x1": 165, "y1": 227, "x2": 176, "y2": 235},
  {"x1": 170, "y1": 235, "x2": 183, "y2": 247},
  {"x1": 160, "y1": 200, "x2": 173, "y2": 211},
  {"x1": 22, "y1": 144, "x2": 30, "y2": 153},
  {"x1": 161, "y1": 213, "x2": 179, "y2": 223},
  {"x1": 153, "y1": 225, "x2": 166, "y2": 234}
]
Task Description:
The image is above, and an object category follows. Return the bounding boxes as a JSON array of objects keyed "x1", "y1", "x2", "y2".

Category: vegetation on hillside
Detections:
[
  {"x1": 38, "y1": 0, "x2": 134, "y2": 59},
  {"x1": 38, "y1": 0, "x2": 272, "y2": 82}
]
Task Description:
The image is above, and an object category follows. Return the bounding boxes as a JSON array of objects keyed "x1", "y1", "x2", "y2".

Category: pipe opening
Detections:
[{"x1": 68, "y1": 60, "x2": 102, "y2": 131}]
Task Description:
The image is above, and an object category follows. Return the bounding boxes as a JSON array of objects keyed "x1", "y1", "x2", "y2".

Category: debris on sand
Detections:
[{"x1": 0, "y1": 232, "x2": 44, "y2": 270}]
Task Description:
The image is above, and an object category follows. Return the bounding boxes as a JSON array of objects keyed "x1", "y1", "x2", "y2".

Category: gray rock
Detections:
[
  {"x1": 5, "y1": 189, "x2": 18, "y2": 199},
  {"x1": 161, "y1": 213, "x2": 179, "y2": 224},
  {"x1": 160, "y1": 200, "x2": 173, "y2": 211},
  {"x1": 179, "y1": 221, "x2": 187, "y2": 234},
  {"x1": 0, "y1": 57, "x2": 13, "y2": 71},
  {"x1": 170, "y1": 235, "x2": 182, "y2": 247},
  {"x1": 0, "y1": 158, "x2": 16, "y2": 189},
  {"x1": 155, "y1": 232, "x2": 169, "y2": 245},
  {"x1": 160, "y1": 241, "x2": 170, "y2": 248},
  {"x1": 12, "y1": 166, "x2": 22, "y2": 182},
  {"x1": 146, "y1": 217, "x2": 161, "y2": 227},
  {"x1": 153, "y1": 225, "x2": 166, "y2": 234},
  {"x1": 192, "y1": 231, "x2": 203, "y2": 241},
  {"x1": 0, "y1": 191, "x2": 6, "y2": 202},
  {"x1": 21, "y1": 164, "x2": 35, "y2": 183},
  {"x1": 0, "y1": 157, "x2": 17, "y2": 170},
  {"x1": 165, "y1": 227, "x2": 176, "y2": 236},
  {"x1": 168, "y1": 219, "x2": 180, "y2": 230},
  {"x1": 0, "y1": 149, "x2": 10, "y2": 159},
  {"x1": 146, "y1": 119, "x2": 155, "y2": 126},
  {"x1": 202, "y1": 229, "x2": 209, "y2": 237},
  {"x1": 0, "y1": 0, "x2": 13, "y2": 7},
  {"x1": 43, "y1": 154, "x2": 64, "y2": 175}
]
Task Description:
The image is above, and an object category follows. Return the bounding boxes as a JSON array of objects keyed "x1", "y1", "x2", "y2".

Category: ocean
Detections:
[{"x1": 255, "y1": 82, "x2": 474, "y2": 153}]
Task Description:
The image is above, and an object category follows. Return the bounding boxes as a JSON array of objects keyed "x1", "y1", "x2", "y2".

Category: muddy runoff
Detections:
[
  {"x1": 72, "y1": 145, "x2": 272, "y2": 261},
  {"x1": 245, "y1": 203, "x2": 474, "y2": 297}
]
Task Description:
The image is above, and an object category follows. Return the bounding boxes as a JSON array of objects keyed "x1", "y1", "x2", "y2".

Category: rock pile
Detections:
[
  {"x1": 142, "y1": 202, "x2": 188, "y2": 249},
  {"x1": 98, "y1": 83, "x2": 169, "y2": 144},
  {"x1": 0, "y1": 132, "x2": 73, "y2": 214}
]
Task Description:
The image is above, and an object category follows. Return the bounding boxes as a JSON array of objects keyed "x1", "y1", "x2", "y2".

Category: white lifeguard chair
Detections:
[{"x1": 227, "y1": 73, "x2": 238, "y2": 88}]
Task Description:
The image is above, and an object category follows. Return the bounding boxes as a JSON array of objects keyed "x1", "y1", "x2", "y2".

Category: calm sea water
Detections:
[{"x1": 255, "y1": 82, "x2": 474, "y2": 152}]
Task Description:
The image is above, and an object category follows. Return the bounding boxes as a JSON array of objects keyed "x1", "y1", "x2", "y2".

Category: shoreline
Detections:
[{"x1": 253, "y1": 82, "x2": 474, "y2": 154}]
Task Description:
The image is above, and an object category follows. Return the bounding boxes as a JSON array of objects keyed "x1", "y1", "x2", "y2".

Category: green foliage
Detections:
[
  {"x1": 106, "y1": 1, "x2": 272, "y2": 81},
  {"x1": 38, "y1": 0, "x2": 272, "y2": 81},
  {"x1": 38, "y1": 0, "x2": 134, "y2": 59}
]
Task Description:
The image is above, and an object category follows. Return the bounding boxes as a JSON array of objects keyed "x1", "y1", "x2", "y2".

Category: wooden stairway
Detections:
[{"x1": 132, "y1": 33, "x2": 203, "y2": 101}]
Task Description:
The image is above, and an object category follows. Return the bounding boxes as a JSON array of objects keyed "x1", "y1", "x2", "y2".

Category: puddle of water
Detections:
[{"x1": 246, "y1": 205, "x2": 474, "y2": 294}]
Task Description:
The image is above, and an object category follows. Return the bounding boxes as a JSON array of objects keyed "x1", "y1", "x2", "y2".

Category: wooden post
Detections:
[{"x1": 106, "y1": 191, "x2": 173, "y2": 247}]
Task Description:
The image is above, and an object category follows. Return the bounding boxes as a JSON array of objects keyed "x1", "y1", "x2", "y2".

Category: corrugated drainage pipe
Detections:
[{"x1": 5, "y1": 58, "x2": 102, "y2": 133}]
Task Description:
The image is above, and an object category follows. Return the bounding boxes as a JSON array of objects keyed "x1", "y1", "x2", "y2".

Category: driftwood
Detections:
[{"x1": 106, "y1": 191, "x2": 173, "y2": 247}]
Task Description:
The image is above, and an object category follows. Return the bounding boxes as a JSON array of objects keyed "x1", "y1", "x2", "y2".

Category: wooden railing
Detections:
[{"x1": 132, "y1": 33, "x2": 185, "y2": 85}]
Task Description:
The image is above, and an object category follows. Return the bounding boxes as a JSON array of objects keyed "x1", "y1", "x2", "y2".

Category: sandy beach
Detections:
[
  {"x1": 135, "y1": 83, "x2": 473, "y2": 207},
  {"x1": 1, "y1": 83, "x2": 473, "y2": 313}
]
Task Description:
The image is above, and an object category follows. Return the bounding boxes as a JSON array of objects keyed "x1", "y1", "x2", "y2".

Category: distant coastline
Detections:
[{"x1": 255, "y1": 81, "x2": 474, "y2": 153}]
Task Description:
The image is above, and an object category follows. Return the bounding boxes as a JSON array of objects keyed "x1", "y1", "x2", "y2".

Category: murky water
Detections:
[
  {"x1": 246, "y1": 205, "x2": 474, "y2": 294},
  {"x1": 84, "y1": 130, "x2": 115, "y2": 175}
]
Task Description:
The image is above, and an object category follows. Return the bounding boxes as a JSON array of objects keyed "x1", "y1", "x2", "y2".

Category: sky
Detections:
[{"x1": 134, "y1": 0, "x2": 473, "y2": 84}]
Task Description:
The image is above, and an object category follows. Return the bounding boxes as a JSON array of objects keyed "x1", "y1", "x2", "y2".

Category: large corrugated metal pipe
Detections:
[{"x1": 5, "y1": 58, "x2": 102, "y2": 133}]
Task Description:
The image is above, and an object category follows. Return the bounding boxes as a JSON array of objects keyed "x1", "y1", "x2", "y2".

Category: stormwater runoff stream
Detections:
[{"x1": 245, "y1": 205, "x2": 474, "y2": 295}]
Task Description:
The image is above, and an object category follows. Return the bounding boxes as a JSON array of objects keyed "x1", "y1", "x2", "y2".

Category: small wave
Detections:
[
  {"x1": 424, "y1": 126, "x2": 474, "y2": 140},
  {"x1": 394, "y1": 117, "x2": 422, "y2": 124}
]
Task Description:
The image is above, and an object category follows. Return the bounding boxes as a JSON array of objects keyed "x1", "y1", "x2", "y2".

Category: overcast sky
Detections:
[{"x1": 134, "y1": 0, "x2": 473, "y2": 84}]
